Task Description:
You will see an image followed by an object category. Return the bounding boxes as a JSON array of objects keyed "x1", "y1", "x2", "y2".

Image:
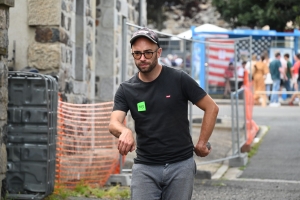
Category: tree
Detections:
[{"x1": 211, "y1": 0, "x2": 300, "y2": 31}]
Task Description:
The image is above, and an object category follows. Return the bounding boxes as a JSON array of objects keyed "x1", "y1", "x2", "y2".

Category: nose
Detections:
[{"x1": 140, "y1": 53, "x2": 146, "y2": 60}]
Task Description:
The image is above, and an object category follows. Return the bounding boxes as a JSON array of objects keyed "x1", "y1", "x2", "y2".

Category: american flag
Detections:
[{"x1": 206, "y1": 39, "x2": 235, "y2": 86}]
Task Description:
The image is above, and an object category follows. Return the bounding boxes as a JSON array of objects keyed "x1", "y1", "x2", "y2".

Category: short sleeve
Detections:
[
  {"x1": 112, "y1": 85, "x2": 129, "y2": 113},
  {"x1": 180, "y1": 71, "x2": 207, "y2": 104}
]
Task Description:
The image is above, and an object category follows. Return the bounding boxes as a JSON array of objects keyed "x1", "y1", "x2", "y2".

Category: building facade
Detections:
[
  {"x1": 7, "y1": 0, "x2": 146, "y2": 103},
  {"x1": 1, "y1": 0, "x2": 146, "y2": 194},
  {"x1": 0, "y1": 0, "x2": 14, "y2": 196}
]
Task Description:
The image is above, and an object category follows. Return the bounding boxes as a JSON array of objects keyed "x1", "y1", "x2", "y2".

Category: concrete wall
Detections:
[
  {"x1": 7, "y1": 0, "x2": 35, "y2": 70},
  {"x1": 0, "y1": 0, "x2": 14, "y2": 196},
  {"x1": 94, "y1": 0, "x2": 147, "y2": 102},
  {"x1": 7, "y1": 0, "x2": 97, "y2": 104}
]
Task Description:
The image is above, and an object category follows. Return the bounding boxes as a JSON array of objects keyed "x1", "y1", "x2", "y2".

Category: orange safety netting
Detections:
[
  {"x1": 243, "y1": 71, "x2": 259, "y2": 146},
  {"x1": 55, "y1": 98, "x2": 122, "y2": 189}
]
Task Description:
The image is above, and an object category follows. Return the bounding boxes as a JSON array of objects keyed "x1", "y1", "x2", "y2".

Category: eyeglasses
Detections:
[{"x1": 131, "y1": 48, "x2": 159, "y2": 60}]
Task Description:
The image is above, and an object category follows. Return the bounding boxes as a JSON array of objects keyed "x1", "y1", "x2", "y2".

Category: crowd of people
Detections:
[
  {"x1": 225, "y1": 52, "x2": 300, "y2": 107},
  {"x1": 255, "y1": 52, "x2": 300, "y2": 107},
  {"x1": 223, "y1": 52, "x2": 300, "y2": 107}
]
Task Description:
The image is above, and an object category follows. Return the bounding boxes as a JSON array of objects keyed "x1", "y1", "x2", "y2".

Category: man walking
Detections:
[
  {"x1": 109, "y1": 28, "x2": 219, "y2": 200},
  {"x1": 283, "y1": 53, "x2": 292, "y2": 98},
  {"x1": 269, "y1": 52, "x2": 282, "y2": 106}
]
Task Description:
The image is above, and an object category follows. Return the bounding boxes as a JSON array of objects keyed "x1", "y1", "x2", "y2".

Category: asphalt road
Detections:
[{"x1": 192, "y1": 105, "x2": 300, "y2": 200}]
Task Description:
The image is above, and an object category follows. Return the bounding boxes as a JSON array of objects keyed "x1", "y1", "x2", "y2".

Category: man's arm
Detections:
[
  {"x1": 109, "y1": 110, "x2": 136, "y2": 155},
  {"x1": 193, "y1": 94, "x2": 219, "y2": 157}
]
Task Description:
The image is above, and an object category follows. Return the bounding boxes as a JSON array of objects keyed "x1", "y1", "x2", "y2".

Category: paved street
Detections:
[{"x1": 191, "y1": 104, "x2": 300, "y2": 199}]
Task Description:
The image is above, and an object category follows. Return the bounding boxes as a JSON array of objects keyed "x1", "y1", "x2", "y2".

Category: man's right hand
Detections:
[{"x1": 118, "y1": 128, "x2": 136, "y2": 155}]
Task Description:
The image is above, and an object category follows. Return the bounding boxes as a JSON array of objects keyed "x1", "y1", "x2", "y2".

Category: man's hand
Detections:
[
  {"x1": 118, "y1": 128, "x2": 136, "y2": 155},
  {"x1": 194, "y1": 141, "x2": 211, "y2": 157}
]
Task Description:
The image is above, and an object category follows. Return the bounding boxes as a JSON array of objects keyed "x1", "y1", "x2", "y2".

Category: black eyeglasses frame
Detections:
[{"x1": 131, "y1": 48, "x2": 160, "y2": 60}]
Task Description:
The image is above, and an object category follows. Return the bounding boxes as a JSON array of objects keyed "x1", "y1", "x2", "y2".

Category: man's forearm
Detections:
[
  {"x1": 109, "y1": 121, "x2": 128, "y2": 138},
  {"x1": 197, "y1": 105, "x2": 219, "y2": 144}
]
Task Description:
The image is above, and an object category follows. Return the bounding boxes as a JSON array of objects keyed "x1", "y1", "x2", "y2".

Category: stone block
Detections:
[
  {"x1": 0, "y1": 143, "x2": 7, "y2": 174},
  {"x1": 0, "y1": 0, "x2": 14, "y2": 7},
  {"x1": 72, "y1": 81, "x2": 87, "y2": 95},
  {"x1": 35, "y1": 27, "x2": 60, "y2": 43},
  {"x1": 28, "y1": 0, "x2": 60, "y2": 25},
  {"x1": 0, "y1": 104, "x2": 7, "y2": 120},
  {"x1": 229, "y1": 153, "x2": 248, "y2": 167},
  {"x1": 0, "y1": 62, "x2": 7, "y2": 87},
  {"x1": 0, "y1": 8, "x2": 7, "y2": 29},
  {"x1": 60, "y1": 29, "x2": 70, "y2": 46},
  {"x1": 0, "y1": 29, "x2": 8, "y2": 55},
  {"x1": 99, "y1": 76, "x2": 114, "y2": 101},
  {"x1": 28, "y1": 42, "x2": 61, "y2": 71},
  {"x1": 101, "y1": 7, "x2": 116, "y2": 28},
  {"x1": 105, "y1": 174, "x2": 131, "y2": 186},
  {"x1": 0, "y1": 87, "x2": 8, "y2": 103}
]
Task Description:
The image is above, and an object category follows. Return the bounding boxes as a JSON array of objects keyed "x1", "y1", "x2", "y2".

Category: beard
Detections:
[{"x1": 135, "y1": 54, "x2": 158, "y2": 74}]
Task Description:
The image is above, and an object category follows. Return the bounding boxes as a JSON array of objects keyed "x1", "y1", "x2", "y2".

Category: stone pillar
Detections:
[
  {"x1": 26, "y1": 0, "x2": 96, "y2": 104},
  {"x1": 0, "y1": 0, "x2": 14, "y2": 196},
  {"x1": 95, "y1": 0, "x2": 146, "y2": 102},
  {"x1": 95, "y1": 0, "x2": 118, "y2": 102}
]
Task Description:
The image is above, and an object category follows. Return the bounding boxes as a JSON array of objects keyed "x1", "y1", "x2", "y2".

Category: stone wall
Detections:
[
  {"x1": 0, "y1": 0, "x2": 14, "y2": 196},
  {"x1": 25, "y1": 0, "x2": 96, "y2": 104},
  {"x1": 95, "y1": 0, "x2": 146, "y2": 102}
]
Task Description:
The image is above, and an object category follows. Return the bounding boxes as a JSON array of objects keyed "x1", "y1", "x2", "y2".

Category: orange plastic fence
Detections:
[
  {"x1": 243, "y1": 71, "x2": 259, "y2": 146},
  {"x1": 55, "y1": 98, "x2": 122, "y2": 189}
]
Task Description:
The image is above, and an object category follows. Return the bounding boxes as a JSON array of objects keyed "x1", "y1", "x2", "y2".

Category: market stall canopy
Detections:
[{"x1": 170, "y1": 23, "x2": 228, "y2": 40}]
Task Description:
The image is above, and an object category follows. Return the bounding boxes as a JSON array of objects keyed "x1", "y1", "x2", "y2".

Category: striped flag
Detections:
[{"x1": 206, "y1": 39, "x2": 235, "y2": 86}]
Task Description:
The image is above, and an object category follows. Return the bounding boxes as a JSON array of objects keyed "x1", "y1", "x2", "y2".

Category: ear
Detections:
[{"x1": 157, "y1": 48, "x2": 162, "y2": 58}]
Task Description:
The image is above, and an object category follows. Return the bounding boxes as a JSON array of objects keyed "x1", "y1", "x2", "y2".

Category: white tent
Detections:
[{"x1": 170, "y1": 23, "x2": 228, "y2": 40}]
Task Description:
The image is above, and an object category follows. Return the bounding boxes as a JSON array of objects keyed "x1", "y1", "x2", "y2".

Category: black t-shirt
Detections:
[{"x1": 113, "y1": 65, "x2": 207, "y2": 165}]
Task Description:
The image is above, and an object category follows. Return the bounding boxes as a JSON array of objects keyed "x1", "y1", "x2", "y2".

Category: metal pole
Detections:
[
  {"x1": 230, "y1": 92, "x2": 236, "y2": 155},
  {"x1": 183, "y1": 40, "x2": 186, "y2": 72},
  {"x1": 119, "y1": 17, "x2": 128, "y2": 174},
  {"x1": 243, "y1": 89, "x2": 247, "y2": 143},
  {"x1": 234, "y1": 40, "x2": 241, "y2": 156},
  {"x1": 189, "y1": 102, "x2": 193, "y2": 138}
]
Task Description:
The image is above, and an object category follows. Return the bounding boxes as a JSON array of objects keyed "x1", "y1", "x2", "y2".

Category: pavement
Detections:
[{"x1": 191, "y1": 103, "x2": 300, "y2": 199}]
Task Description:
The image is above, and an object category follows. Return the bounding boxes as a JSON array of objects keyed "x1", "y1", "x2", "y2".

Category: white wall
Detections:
[{"x1": 8, "y1": 1, "x2": 35, "y2": 70}]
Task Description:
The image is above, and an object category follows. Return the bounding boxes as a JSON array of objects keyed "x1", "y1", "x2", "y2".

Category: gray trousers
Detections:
[{"x1": 131, "y1": 157, "x2": 196, "y2": 200}]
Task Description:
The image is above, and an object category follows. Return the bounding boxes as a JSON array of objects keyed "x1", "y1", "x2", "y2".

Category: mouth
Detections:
[{"x1": 139, "y1": 63, "x2": 148, "y2": 68}]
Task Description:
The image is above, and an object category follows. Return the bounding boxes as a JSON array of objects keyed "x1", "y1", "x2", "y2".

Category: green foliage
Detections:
[
  {"x1": 212, "y1": 0, "x2": 300, "y2": 31},
  {"x1": 44, "y1": 182, "x2": 130, "y2": 200}
]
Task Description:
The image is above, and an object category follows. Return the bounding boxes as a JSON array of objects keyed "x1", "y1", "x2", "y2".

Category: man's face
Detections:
[{"x1": 131, "y1": 37, "x2": 161, "y2": 74}]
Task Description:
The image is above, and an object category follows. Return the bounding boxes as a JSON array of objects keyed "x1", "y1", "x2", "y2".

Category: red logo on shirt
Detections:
[{"x1": 166, "y1": 95, "x2": 171, "y2": 98}]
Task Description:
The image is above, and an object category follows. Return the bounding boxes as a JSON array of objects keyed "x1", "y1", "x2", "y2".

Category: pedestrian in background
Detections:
[
  {"x1": 252, "y1": 55, "x2": 269, "y2": 106},
  {"x1": 288, "y1": 53, "x2": 300, "y2": 105},
  {"x1": 223, "y1": 62, "x2": 234, "y2": 98},
  {"x1": 108, "y1": 27, "x2": 219, "y2": 200},
  {"x1": 283, "y1": 53, "x2": 292, "y2": 98},
  {"x1": 269, "y1": 52, "x2": 282, "y2": 107}
]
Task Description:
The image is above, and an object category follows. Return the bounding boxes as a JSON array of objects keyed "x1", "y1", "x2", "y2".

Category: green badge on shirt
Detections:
[{"x1": 137, "y1": 101, "x2": 146, "y2": 112}]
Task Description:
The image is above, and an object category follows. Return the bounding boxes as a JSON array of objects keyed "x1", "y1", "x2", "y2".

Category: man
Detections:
[
  {"x1": 269, "y1": 52, "x2": 282, "y2": 106},
  {"x1": 288, "y1": 53, "x2": 300, "y2": 105},
  {"x1": 283, "y1": 53, "x2": 292, "y2": 97},
  {"x1": 108, "y1": 28, "x2": 219, "y2": 200}
]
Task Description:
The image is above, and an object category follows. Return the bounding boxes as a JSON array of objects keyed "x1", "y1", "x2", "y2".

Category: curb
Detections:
[{"x1": 214, "y1": 125, "x2": 269, "y2": 180}]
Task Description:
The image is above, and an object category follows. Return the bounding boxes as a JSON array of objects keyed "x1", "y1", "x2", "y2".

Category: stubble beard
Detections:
[{"x1": 135, "y1": 54, "x2": 158, "y2": 74}]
